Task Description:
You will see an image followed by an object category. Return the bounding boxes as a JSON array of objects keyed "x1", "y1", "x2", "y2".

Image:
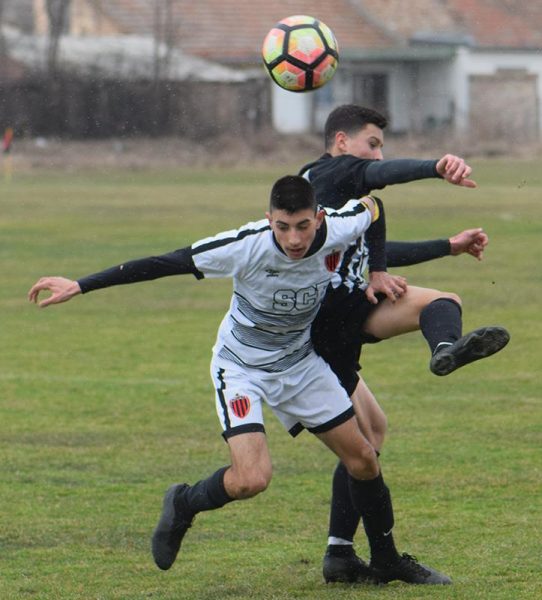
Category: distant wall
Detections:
[{"x1": 0, "y1": 75, "x2": 271, "y2": 139}]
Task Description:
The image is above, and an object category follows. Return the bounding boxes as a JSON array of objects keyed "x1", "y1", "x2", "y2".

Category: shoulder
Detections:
[
  {"x1": 192, "y1": 219, "x2": 270, "y2": 256},
  {"x1": 324, "y1": 199, "x2": 370, "y2": 219}
]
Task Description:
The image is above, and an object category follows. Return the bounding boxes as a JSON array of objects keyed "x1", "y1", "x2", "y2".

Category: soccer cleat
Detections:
[
  {"x1": 323, "y1": 548, "x2": 377, "y2": 584},
  {"x1": 371, "y1": 553, "x2": 452, "y2": 585},
  {"x1": 151, "y1": 483, "x2": 195, "y2": 570},
  {"x1": 430, "y1": 326, "x2": 510, "y2": 376}
]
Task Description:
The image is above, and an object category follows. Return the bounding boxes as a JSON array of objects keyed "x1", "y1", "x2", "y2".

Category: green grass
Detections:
[{"x1": 1, "y1": 160, "x2": 541, "y2": 599}]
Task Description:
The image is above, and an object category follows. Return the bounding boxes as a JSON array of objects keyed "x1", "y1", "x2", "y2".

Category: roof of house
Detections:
[
  {"x1": 2, "y1": 25, "x2": 250, "y2": 82},
  {"x1": 98, "y1": 0, "x2": 397, "y2": 63},
  {"x1": 93, "y1": 0, "x2": 542, "y2": 63},
  {"x1": 350, "y1": 0, "x2": 542, "y2": 48}
]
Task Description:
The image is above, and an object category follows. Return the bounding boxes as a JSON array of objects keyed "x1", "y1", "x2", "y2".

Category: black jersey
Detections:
[
  {"x1": 299, "y1": 153, "x2": 440, "y2": 209},
  {"x1": 302, "y1": 152, "x2": 451, "y2": 393}
]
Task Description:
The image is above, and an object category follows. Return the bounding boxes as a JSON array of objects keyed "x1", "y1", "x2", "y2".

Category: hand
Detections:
[
  {"x1": 365, "y1": 271, "x2": 407, "y2": 305},
  {"x1": 436, "y1": 154, "x2": 477, "y2": 188},
  {"x1": 449, "y1": 228, "x2": 489, "y2": 260},
  {"x1": 28, "y1": 276, "x2": 81, "y2": 308}
]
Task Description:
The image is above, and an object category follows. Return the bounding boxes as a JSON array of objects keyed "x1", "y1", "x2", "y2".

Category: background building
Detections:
[{"x1": 2, "y1": 0, "x2": 542, "y2": 141}]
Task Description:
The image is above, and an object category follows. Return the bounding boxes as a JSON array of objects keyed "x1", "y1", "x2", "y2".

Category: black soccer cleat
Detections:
[
  {"x1": 151, "y1": 483, "x2": 195, "y2": 570},
  {"x1": 430, "y1": 326, "x2": 510, "y2": 376},
  {"x1": 323, "y1": 548, "x2": 377, "y2": 584},
  {"x1": 371, "y1": 553, "x2": 452, "y2": 585}
]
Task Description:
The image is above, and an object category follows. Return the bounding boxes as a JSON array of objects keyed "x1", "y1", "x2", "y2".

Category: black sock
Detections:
[
  {"x1": 348, "y1": 472, "x2": 400, "y2": 568},
  {"x1": 327, "y1": 544, "x2": 355, "y2": 557},
  {"x1": 419, "y1": 298, "x2": 462, "y2": 354},
  {"x1": 178, "y1": 466, "x2": 233, "y2": 514},
  {"x1": 328, "y1": 461, "x2": 361, "y2": 542}
]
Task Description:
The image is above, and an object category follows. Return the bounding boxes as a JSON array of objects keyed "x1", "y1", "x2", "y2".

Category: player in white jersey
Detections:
[{"x1": 28, "y1": 175, "x2": 450, "y2": 584}]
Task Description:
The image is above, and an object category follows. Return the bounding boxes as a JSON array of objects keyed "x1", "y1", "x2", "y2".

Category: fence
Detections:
[{"x1": 0, "y1": 74, "x2": 271, "y2": 139}]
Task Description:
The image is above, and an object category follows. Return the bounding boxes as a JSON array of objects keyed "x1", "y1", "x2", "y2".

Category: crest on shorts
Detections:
[
  {"x1": 325, "y1": 250, "x2": 341, "y2": 272},
  {"x1": 229, "y1": 394, "x2": 251, "y2": 419}
]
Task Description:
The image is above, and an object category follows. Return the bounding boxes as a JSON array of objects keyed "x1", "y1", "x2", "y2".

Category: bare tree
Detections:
[
  {"x1": 150, "y1": 0, "x2": 181, "y2": 132},
  {"x1": 46, "y1": 0, "x2": 72, "y2": 76},
  {"x1": 152, "y1": 0, "x2": 180, "y2": 83},
  {"x1": 0, "y1": 0, "x2": 6, "y2": 77}
]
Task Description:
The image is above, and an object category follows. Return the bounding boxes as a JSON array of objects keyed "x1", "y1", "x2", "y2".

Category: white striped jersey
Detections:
[
  {"x1": 301, "y1": 168, "x2": 370, "y2": 292},
  {"x1": 191, "y1": 200, "x2": 372, "y2": 373}
]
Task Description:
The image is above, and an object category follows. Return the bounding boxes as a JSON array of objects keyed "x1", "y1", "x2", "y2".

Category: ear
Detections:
[
  {"x1": 315, "y1": 209, "x2": 325, "y2": 229},
  {"x1": 334, "y1": 131, "x2": 348, "y2": 154},
  {"x1": 265, "y1": 211, "x2": 272, "y2": 224}
]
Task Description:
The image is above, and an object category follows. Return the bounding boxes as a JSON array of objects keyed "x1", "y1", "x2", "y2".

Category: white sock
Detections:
[{"x1": 328, "y1": 537, "x2": 353, "y2": 546}]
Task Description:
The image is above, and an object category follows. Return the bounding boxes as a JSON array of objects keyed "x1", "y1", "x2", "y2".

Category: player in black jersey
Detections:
[{"x1": 299, "y1": 105, "x2": 510, "y2": 585}]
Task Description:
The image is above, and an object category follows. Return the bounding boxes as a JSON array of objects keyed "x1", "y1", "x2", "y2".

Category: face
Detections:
[
  {"x1": 334, "y1": 123, "x2": 384, "y2": 160},
  {"x1": 266, "y1": 208, "x2": 324, "y2": 259}
]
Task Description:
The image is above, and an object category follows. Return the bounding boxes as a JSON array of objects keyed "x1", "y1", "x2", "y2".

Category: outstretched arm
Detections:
[
  {"x1": 28, "y1": 247, "x2": 201, "y2": 308},
  {"x1": 363, "y1": 154, "x2": 476, "y2": 190},
  {"x1": 386, "y1": 228, "x2": 488, "y2": 268}
]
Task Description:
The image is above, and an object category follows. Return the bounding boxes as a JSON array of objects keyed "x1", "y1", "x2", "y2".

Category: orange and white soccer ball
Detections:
[{"x1": 262, "y1": 15, "x2": 339, "y2": 92}]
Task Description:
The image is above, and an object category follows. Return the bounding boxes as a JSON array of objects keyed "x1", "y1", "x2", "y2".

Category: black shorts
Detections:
[{"x1": 311, "y1": 285, "x2": 384, "y2": 397}]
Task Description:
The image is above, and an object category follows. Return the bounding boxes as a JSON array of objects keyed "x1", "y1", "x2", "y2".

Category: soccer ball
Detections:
[{"x1": 261, "y1": 15, "x2": 339, "y2": 93}]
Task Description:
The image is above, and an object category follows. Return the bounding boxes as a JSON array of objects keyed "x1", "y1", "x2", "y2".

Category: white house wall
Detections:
[
  {"x1": 270, "y1": 47, "x2": 542, "y2": 139},
  {"x1": 417, "y1": 60, "x2": 454, "y2": 130},
  {"x1": 271, "y1": 85, "x2": 312, "y2": 133},
  {"x1": 451, "y1": 47, "x2": 542, "y2": 137}
]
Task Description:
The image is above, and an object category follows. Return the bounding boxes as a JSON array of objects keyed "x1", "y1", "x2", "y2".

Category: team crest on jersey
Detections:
[
  {"x1": 229, "y1": 394, "x2": 251, "y2": 419},
  {"x1": 325, "y1": 250, "x2": 341, "y2": 272}
]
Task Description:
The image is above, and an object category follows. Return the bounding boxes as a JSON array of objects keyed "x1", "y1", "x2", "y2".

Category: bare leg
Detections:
[
  {"x1": 363, "y1": 285, "x2": 460, "y2": 340},
  {"x1": 224, "y1": 431, "x2": 273, "y2": 499}
]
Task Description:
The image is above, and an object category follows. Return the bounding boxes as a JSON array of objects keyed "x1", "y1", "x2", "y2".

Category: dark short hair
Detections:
[
  {"x1": 269, "y1": 175, "x2": 316, "y2": 214},
  {"x1": 324, "y1": 105, "x2": 388, "y2": 149}
]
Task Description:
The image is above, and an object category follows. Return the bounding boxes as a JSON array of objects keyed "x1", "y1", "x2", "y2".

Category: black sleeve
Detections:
[
  {"x1": 77, "y1": 247, "x2": 203, "y2": 293},
  {"x1": 364, "y1": 158, "x2": 441, "y2": 190},
  {"x1": 365, "y1": 197, "x2": 387, "y2": 272},
  {"x1": 385, "y1": 239, "x2": 451, "y2": 267}
]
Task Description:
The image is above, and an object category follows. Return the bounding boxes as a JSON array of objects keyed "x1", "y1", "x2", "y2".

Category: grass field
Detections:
[{"x1": 1, "y1": 160, "x2": 541, "y2": 599}]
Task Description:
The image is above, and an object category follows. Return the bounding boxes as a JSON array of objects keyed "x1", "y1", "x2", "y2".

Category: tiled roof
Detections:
[
  {"x1": 446, "y1": 0, "x2": 542, "y2": 48},
  {"x1": 356, "y1": 0, "x2": 542, "y2": 48},
  {"x1": 99, "y1": 0, "x2": 397, "y2": 62},
  {"x1": 88, "y1": 0, "x2": 542, "y2": 62}
]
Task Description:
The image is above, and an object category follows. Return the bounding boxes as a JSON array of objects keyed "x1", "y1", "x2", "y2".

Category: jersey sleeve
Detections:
[
  {"x1": 364, "y1": 196, "x2": 387, "y2": 272},
  {"x1": 77, "y1": 247, "x2": 203, "y2": 293},
  {"x1": 385, "y1": 239, "x2": 450, "y2": 267},
  {"x1": 191, "y1": 220, "x2": 269, "y2": 279},
  {"x1": 364, "y1": 158, "x2": 440, "y2": 190}
]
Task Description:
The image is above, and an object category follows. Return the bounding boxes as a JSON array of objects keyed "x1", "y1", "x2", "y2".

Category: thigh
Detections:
[
  {"x1": 363, "y1": 285, "x2": 452, "y2": 340},
  {"x1": 225, "y1": 431, "x2": 273, "y2": 498},
  {"x1": 227, "y1": 432, "x2": 272, "y2": 478}
]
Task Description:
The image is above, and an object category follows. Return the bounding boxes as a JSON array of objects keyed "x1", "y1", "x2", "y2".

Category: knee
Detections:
[
  {"x1": 343, "y1": 445, "x2": 380, "y2": 480},
  {"x1": 231, "y1": 469, "x2": 272, "y2": 499},
  {"x1": 440, "y1": 291, "x2": 462, "y2": 307}
]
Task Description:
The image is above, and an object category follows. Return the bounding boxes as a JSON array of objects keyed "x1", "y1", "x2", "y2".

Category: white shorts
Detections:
[{"x1": 210, "y1": 351, "x2": 354, "y2": 439}]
